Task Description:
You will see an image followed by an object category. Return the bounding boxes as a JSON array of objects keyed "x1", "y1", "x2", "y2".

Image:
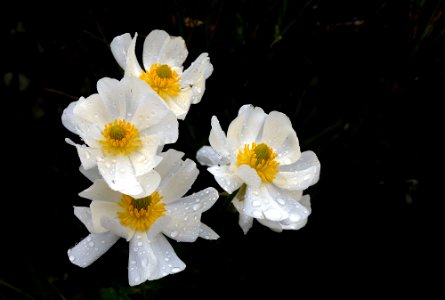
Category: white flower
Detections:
[
  {"x1": 111, "y1": 29, "x2": 213, "y2": 120},
  {"x1": 196, "y1": 104, "x2": 320, "y2": 234},
  {"x1": 67, "y1": 149, "x2": 219, "y2": 286},
  {"x1": 62, "y1": 76, "x2": 178, "y2": 197}
]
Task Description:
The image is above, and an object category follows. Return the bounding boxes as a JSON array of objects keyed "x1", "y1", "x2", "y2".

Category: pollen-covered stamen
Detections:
[
  {"x1": 100, "y1": 119, "x2": 142, "y2": 156},
  {"x1": 236, "y1": 142, "x2": 279, "y2": 183},
  {"x1": 117, "y1": 192, "x2": 166, "y2": 232},
  {"x1": 139, "y1": 64, "x2": 181, "y2": 100}
]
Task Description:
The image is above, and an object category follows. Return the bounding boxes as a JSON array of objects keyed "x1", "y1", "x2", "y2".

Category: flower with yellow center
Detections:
[
  {"x1": 111, "y1": 29, "x2": 213, "y2": 120},
  {"x1": 62, "y1": 76, "x2": 179, "y2": 196},
  {"x1": 67, "y1": 149, "x2": 219, "y2": 286},
  {"x1": 196, "y1": 104, "x2": 321, "y2": 234}
]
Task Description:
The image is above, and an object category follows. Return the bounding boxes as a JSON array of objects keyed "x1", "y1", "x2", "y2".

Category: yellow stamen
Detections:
[
  {"x1": 236, "y1": 142, "x2": 279, "y2": 183},
  {"x1": 139, "y1": 64, "x2": 181, "y2": 100},
  {"x1": 117, "y1": 192, "x2": 166, "y2": 232},
  {"x1": 100, "y1": 119, "x2": 142, "y2": 156}
]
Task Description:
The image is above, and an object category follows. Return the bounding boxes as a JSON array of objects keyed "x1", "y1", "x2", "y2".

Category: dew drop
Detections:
[
  {"x1": 137, "y1": 241, "x2": 143, "y2": 247},
  {"x1": 170, "y1": 231, "x2": 178, "y2": 238},
  {"x1": 172, "y1": 267, "x2": 181, "y2": 273},
  {"x1": 252, "y1": 200, "x2": 261, "y2": 207},
  {"x1": 277, "y1": 198, "x2": 285, "y2": 205},
  {"x1": 86, "y1": 236, "x2": 92, "y2": 242},
  {"x1": 192, "y1": 203, "x2": 202, "y2": 211},
  {"x1": 164, "y1": 257, "x2": 170, "y2": 262},
  {"x1": 88, "y1": 241, "x2": 94, "y2": 247},
  {"x1": 264, "y1": 209, "x2": 282, "y2": 221},
  {"x1": 69, "y1": 255, "x2": 75, "y2": 262}
]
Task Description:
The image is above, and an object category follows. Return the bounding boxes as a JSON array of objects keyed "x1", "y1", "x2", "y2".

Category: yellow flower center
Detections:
[
  {"x1": 117, "y1": 192, "x2": 166, "y2": 232},
  {"x1": 100, "y1": 119, "x2": 142, "y2": 156},
  {"x1": 236, "y1": 142, "x2": 279, "y2": 183},
  {"x1": 139, "y1": 64, "x2": 181, "y2": 100}
]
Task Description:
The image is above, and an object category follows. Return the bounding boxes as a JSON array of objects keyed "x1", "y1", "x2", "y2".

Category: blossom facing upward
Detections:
[
  {"x1": 62, "y1": 76, "x2": 178, "y2": 197},
  {"x1": 111, "y1": 29, "x2": 213, "y2": 120},
  {"x1": 197, "y1": 104, "x2": 320, "y2": 233},
  {"x1": 67, "y1": 149, "x2": 219, "y2": 286}
]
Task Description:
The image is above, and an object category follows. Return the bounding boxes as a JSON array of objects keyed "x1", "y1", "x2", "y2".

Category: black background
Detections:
[{"x1": 2, "y1": 1, "x2": 444, "y2": 299}]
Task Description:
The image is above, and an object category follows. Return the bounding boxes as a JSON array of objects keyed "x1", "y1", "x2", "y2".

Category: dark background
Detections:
[{"x1": 2, "y1": 1, "x2": 444, "y2": 299}]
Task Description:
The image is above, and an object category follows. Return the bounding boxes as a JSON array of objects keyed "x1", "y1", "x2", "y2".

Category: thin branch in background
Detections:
[
  {"x1": 0, "y1": 279, "x2": 36, "y2": 300},
  {"x1": 43, "y1": 88, "x2": 78, "y2": 100}
]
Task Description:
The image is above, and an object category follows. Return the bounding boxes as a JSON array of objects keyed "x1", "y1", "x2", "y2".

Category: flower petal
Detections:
[
  {"x1": 261, "y1": 111, "x2": 301, "y2": 164},
  {"x1": 73, "y1": 91, "x2": 109, "y2": 129},
  {"x1": 73, "y1": 206, "x2": 95, "y2": 233},
  {"x1": 90, "y1": 201, "x2": 119, "y2": 233},
  {"x1": 97, "y1": 155, "x2": 143, "y2": 196},
  {"x1": 239, "y1": 213, "x2": 254, "y2": 234},
  {"x1": 97, "y1": 77, "x2": 126, "y2": 120},
  {"x1": 111, "y1": 33, "x2": 132, "y2": 70},
  {"x1": 235, "y1": 165, "x2": 261, "y2": 188},
  {"x1": 273, "y1": 151, "x2": 320, "y2": 190},
  {"x1": 182, "y1": 53, "x2": 213, "y2": 85},
  {"x1": 142, "y1": 30, "x2": 187, "y2": 69},
  {"x1": 133, "y1": 170, "x2": 161, "y2": 199},
  {"x1": 125, "y1": 33, "x2": 142, "y2": 77},
  {"x1": 208, "y1": 165, "x2": 243, "y2": 194},
  {"x1": 198, "y1": 223, "x2": 219, "y2": 240},
  {"x1": 209, "y1": 116, "x2": 230, "y2": 158},
  {"x1": 128, "y1": 233, "x2": 157, "y2": 286},
  {"x1": 157, "y1": 158, "x2": 199, "y2": 203},
  {"x1": 155, "y1": 149, "x2": 185, "y2": 179},
  {"x1": 163, "y1": 187, "x2": 219, "y2": 242},
  {"x1": 145, "y1": 234, "x2": 186, "y2": 280},
  {"x1": 140, "y1": 112, "x2": 179, "y2": 145},
  {"x1": 130, "y1": 136, "x2": 163, "y2": 177},
  {"x1": 79, "y1": 179, "x2": 121, "y2": 202},
  {"x1": 240, "y1": 106, "x2": 266, "y2": 145},
  {"x1": 65, "y1": 139, "x2": 99, "y2": 170},
  {"x1": 166, "y1": 88, "x2": 193, "y2": 120},
  {"x1": 257, "y1": 218, "x2": 283, "y2": 232},
  {"x1": 61, "y1": 101, "x2": 78, "y2": 134},
  {"x1": 67, "y1": 232, "x2": 119, "y2": 268},
  {"x1": 196, "y1": 146, "x2": 226, "y2": 167},
  {"x1": 101, "y1": 216, "x2": 133, "y2": 241},
  {"x1": 126, "y1": 76, "x2": 172, "y2": 130},
  {"x1": 79, "y1": 165, "x2": 101, "y2": 182}
]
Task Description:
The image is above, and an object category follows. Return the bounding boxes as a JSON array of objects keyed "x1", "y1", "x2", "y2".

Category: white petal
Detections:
[
  {"x1": 158, "y1": 35, "x2": 188, "y2": 67},
  {"x1": 65, "y1": 139, "x2": 99, "y2": 170},
  {"x1": 126, "y1": 76, "x2": 171, "y2": 130},
  {"x1": 261, "y1": 111, "x2": 301, "y2": 164},
  {"x1": 166, "y1": 88, "x2": 193, "y2": 120},
  {"x1": 97, "y1": 77, "x2": 126, "y2": 120},
  {"x1": 198, "y1": 223, "x2": 219, "y2": 240},
  {"x1": 111, "y1": 33, "x2": 132, "y2": 70},
  {"x1": 182, "y1": 53, "x2": 213, "y2": 85},
  {"x1": 273, "y1": 151, "x2": 320, "y2": 191},
  {"x1": 158, "y1": 158, "x2": 199, "y2": 203},
  {"x1": 79, "y1": 165, "x2": 101, "y2": 182},
  {"x1": 257, "y1": 218, "x2": 283, "y2": 232},
  {"x1": 238, "y1": 213, "x2": 254, "y2": 234},
  {"x1": 125, "y1": 34, "x2": 143, "y2": 77},
  {"x1": 101, "y1": 216, "x2": 133, "y2": 241},
  {"x1": 67, "y1": 232, "x2": 119, "y2": 268},
  {"x1": 242, "y1": 185, "x2": 290, "y2": 221},
  {"x1": 128, "y1": 233, "x2": 157, "y2": 286},
  {"x1": 208, "y1": 166, "x2": 243, "y2": 194},
  {"x1": 73, "y1": 92, "x2": 109, "y2": 129},
  {"x1": 90, "y1": 201, "x2": 119, "y2": 233},
  {"x1": 266, "y1": 186, "x2": 309, "y2": 222},
  {"x1": 61, "y1": 101, "x2": 78, "y2": 134},
  {"x1": 240, "y1": 106, "x2": 266, "y2": 145},
  {"x1": 227, "y1": 104, "x2": 252, "y2": 151},
  {"x1": 209, "y1": 116, "x2": 229, "y2": 158},
  {"x1": 79, "y1": 179, "x2": 121, "y2": 202},
  {"x1": 130, "y1": 136, "x2": 163, "y2": 177},
  {"x1": 142, "y1": 30, "x2": 185, "y2": 69},
  {"x1": 141, "y1": 112, "x2": 179, "y2": 145},
  {"x1": 196, "y1": 146, "x2": 226, "y2": 167},
  {"x1": 97, "y1": 155, "x2": 143, "y2": 196},
  {"x1": 146, "y1": 234, "x2": 186, "y2": 280},
  {"x1": 163, "y1": 188, "x2": 219, "y2": 242},
  {"x1": 73, "y1": 206, "x2": 95, "y2": 233},
  {"x1": 155, "y1": 149, "x2": 184, "y2": 179},
  {"x1": 235, "y1": 165, "x2": 261, "y2": 188},
  {"x1": 133, "y1": 170, "x2": 161, "y2": 199}
]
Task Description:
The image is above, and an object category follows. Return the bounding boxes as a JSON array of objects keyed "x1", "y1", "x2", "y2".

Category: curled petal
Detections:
[{"x1": 67, "y1": 232, "x2": 119, "y2": 268}]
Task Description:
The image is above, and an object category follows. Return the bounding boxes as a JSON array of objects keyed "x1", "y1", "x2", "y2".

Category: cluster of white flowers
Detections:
[{"x1": 62, "y1": 29, "x2": 320, "y2": 286}]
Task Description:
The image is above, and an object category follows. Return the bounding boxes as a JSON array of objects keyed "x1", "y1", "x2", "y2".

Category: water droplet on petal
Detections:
[
  {"x1": 264, "y1": 209, "x2": 282, "y2": 221},
  {"x1": 88, "y1": 241, "x2": 94, "y2": 247},
  {"x1": 133, "y1": 247, "x2": 139, "y2": 252},
  {"x1": 131, "y1": 260, "x2": 136, "y2": 265},
  {"x1": 69, "y1": 255, "x2": 75, "y2": 262},
  {"x1": 192, "y1": 203, "x2": 202, "y2": 211},
  {"x1": 252, "y1": 200, "x2": 261, "y2": 207},
  {"x1": 172, "y1": 267, "x2": 181, "y2": 273},
  {"x1": 164, "y1": 257, "x2": 170, "y2": 262},
  {"x1": 277, "y1": 198, "x2": 285, "y2": 205},
  {"x1": 252, "y1": 210, "x2": 262, "y2": 218},
  {"x1": 170, "y1": 231, "x2": 178, "y2": 238},
  {"x1": 137, "y1": 241, "x2": 143, "y2": 247},
  {"x1": 86, "y1": 236, "x2": 92, "y2": 242}
]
